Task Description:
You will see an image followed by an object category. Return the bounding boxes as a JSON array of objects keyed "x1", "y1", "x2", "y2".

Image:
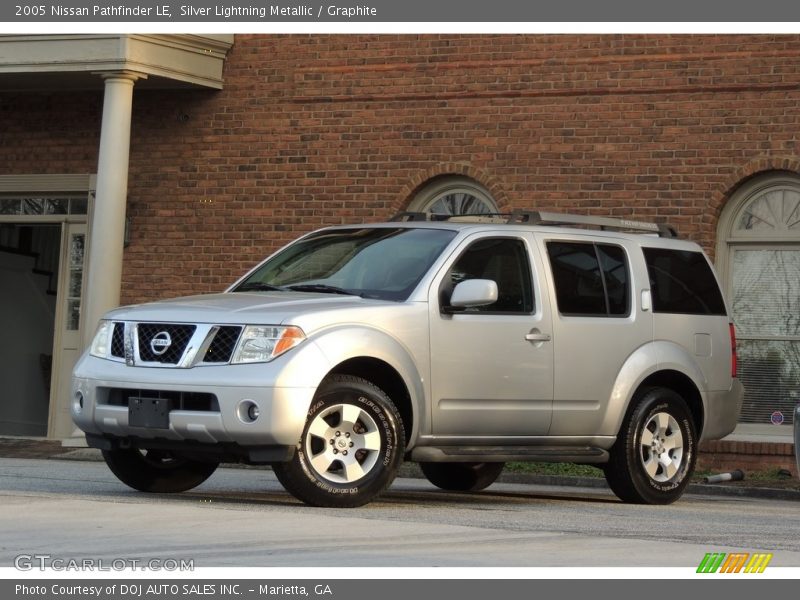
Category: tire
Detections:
[
  {"x1": 420, "y1": 462, "x2": 505, "y2": 492},
  {"x1": 604, "y1": 387, "x2": 697, "y2": 504},
  {"x1": 101, "y1": 448, "x2": 219, "y2": 493},
  {"x1": 272, "y1": 374, "x2": 405, "y2": 508}
]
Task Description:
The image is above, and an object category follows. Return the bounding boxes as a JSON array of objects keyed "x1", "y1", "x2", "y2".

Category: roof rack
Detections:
[
  {"x1": 388, "y1": 210, "x2": 678, "y2": 238},
  {"x1": 389, "y1": 211, "x2": 430, "y2": 222},
  {"x1": 508, "y1": 210, "x2": 678, "y2": 238},
  {"x1": 390, "y1": 211, "x2": 507, "y2": 222}
]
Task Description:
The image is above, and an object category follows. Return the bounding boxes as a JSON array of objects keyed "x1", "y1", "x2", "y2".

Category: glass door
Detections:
[{"x1": 48, "y1": 222, "x2": 88, "y2": 439}]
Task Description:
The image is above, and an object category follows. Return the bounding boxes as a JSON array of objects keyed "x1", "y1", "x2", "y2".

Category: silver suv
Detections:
[{"x1": 72, "y1": 211, "x2": 743, "y2": 507}]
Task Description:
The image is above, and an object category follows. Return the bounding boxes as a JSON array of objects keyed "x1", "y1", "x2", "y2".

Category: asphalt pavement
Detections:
[
  {"x1": 1, "y1": 436, "x2": 798, "y2": 500},
  {"x1": 1, "y1": 457, "x2": 799, "y2": 568}
]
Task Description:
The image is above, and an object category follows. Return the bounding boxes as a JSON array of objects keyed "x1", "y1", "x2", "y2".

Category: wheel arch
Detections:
[
  {"x1": 280, "y1": 325, "x2": 426, "y2": 447},
  {"x1": 327, "y1": 356, "x2": 415, "y2": 446},
  {"x1": 632, "y1": 370, "x2": 704, "y2": 436},
  {"x1": 605, "y1": 341, "x2": 708, "y2": 438}
]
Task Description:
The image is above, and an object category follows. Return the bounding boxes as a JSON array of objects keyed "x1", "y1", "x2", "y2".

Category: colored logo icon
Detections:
[{"x1": 697, "y1": 552, "x2": 772, "y2": 573}]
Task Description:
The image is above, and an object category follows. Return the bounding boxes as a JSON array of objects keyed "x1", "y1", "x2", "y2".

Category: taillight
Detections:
[{"x1": 729, "y1": 322, "x2": 738, "y2": 378}]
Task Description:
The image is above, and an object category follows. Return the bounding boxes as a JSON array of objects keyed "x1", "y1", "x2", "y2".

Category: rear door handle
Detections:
[{"x1": 525, "y1": 332, "x2": 551, "y2": 342}]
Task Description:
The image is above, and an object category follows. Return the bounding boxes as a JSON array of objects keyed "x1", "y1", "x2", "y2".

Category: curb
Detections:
[
  {"x1": 399, "y1": 463, "x2": 800, "y2": 501},
  {"x1": 496, "y1": 472, "x2": 800, "y2": 502}
]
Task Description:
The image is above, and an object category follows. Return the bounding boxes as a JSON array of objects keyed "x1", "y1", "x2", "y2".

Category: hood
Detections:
[{"x1": 104, "y1": 292, "x2": 386, "y2": 325}]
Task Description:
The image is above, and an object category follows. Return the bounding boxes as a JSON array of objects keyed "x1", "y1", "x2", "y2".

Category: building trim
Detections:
[
  {"x1": 393, "y1": 163, "x2": 511, "y2": 215},
  {"x1": 0, "y1": 34, "x2": 233, "y2": 89},
  {"x1": 0, "y1": 174, "x2": 95, "y2": 193}
]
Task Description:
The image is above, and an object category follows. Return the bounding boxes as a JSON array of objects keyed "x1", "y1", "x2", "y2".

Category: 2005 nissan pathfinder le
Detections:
[{"x1": 72, "y1": 211, "x2": 744, "y2": 507}]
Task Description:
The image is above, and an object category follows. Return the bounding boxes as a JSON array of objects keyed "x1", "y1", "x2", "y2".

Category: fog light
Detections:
[
  {"x1": 73, "y1": 391, "x2": 84, "y2": 414},
  {"x1": 236, "y1": 399, "x2": 260, "y2": 424}
]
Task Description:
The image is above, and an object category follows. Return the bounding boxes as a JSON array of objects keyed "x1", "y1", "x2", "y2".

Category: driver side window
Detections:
[{"x1": 442, "y1": 237, "x2": 534, "y2": 313}]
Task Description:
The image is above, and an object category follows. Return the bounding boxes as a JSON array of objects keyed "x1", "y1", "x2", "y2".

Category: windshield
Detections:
[{"x1": 232, "y1": 227, "x2": 457, "y2": 301}]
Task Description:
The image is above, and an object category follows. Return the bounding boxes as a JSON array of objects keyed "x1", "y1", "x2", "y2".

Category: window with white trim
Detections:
[
  {"x1": 408, "y1": 177, "x2": 498, "y2": 216},
  {"x1": 717, "y1": 173, "x2": 800, "y2": 429}
]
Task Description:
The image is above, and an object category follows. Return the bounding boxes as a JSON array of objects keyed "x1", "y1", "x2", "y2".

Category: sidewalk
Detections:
[{"x1": 1, "y1": 436, "x2": 798, "y2": 501}]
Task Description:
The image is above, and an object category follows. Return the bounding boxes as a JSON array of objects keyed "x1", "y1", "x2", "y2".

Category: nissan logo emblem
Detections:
[{"x1": 150, "y1": 331, "x2": 172, "y2": 356}]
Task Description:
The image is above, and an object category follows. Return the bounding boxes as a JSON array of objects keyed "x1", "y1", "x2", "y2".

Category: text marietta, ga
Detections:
[{"x1": 16, "y1": 584, "x2": 333, "y2": 596}]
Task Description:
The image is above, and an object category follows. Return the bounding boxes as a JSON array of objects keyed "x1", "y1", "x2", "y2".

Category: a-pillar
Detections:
[{"x1": 82, "y1": 71, "x2": 145, "y2": 348}]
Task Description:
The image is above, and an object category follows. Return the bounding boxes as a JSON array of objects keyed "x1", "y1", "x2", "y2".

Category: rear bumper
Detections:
[{"x1": 701, "y1": 379, "x2": 745, "y2": 441}]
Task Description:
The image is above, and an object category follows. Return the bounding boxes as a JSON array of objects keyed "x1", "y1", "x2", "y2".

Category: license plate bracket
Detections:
[{"x1": 128, "y1": 397, "x2": 170, "y2": 429}]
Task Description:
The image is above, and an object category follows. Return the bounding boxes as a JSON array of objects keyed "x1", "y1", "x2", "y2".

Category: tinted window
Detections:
[
  {"x1": 643, "y1": 248, "x2": 727, "y2": 315},
  {"x1": 443, "y1": 238, "x2": 534, "y2": 313},
  {"x1": 547, "y1": 241, "x2": 630, "y2": 316},
  {"x1": 597, "y1": 244, "x2": 630, "y2": 315}
]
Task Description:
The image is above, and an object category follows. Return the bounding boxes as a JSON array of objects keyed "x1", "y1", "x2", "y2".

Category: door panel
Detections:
[
  {"x1": 428, "y1": 233, "x2": 554, "y2": 436},
  {"x1": 536, "y1": 233, "x2": 653, "y2": 436}
]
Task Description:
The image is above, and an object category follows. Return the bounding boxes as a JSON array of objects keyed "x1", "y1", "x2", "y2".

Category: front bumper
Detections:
[
  {"x1": 71, "y1": 354, "x2": 316, "y2": 450},
  {"x1": 84, "y1": 433, "x2": 294, "y2": 464}
]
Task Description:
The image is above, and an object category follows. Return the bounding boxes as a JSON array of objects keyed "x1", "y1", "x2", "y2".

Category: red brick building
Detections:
[{"x1": 0, "y1": 34, "x2": 797, "y2": 471}]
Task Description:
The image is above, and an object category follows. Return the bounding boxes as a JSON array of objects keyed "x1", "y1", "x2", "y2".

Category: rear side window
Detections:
[
  {"x1": 643, "y1": 248, "x2": 727, "y2": 315},
  {"x1": 547, "y1": 241, "x2": 630, "y2": 317}
]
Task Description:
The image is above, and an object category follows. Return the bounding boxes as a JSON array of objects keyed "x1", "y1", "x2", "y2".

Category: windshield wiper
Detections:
[
  {"x1": 235, "y1": 282, "x2": 286, "y2": 292},
  {"x1": 284, "y1": 284, "x2": 361, "y2": 297}
]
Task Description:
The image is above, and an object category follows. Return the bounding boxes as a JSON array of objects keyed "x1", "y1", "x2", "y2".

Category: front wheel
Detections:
[
  {"x1": 272, "y1": 374, "x2": 405, "y2": 508},
  {"x1": 420, "y1": 462, "x2": 505, "y2": 492},
  {"x1": 102, "y1": 448, "x2": 219, "y2": 493},
  {"x1": 604, "y1": 387, "x2": 697, "y2": 504}
]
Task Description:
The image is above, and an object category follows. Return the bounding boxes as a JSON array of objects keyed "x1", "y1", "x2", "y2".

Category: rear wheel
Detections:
[
  {"x1": 102, "y1": 448, "x2": 218, "y2": 493},
  {"x1": 604, "y1": 387, "x2": 697, "y2": 504},
  {"x1": 420, "y1": 462, "x2": 505, "y2": 492},
  {"x1": 272, "y1": 374, "x2": 405, "y2": 508}
]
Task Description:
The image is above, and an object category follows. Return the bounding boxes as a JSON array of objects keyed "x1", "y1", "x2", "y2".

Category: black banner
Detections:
[
  {"x1": 3, "y1": 0, "x2": 800, "y2": 22},
  {"x1": 4, "y1": 579, "x2": 797, "y2": 600}
]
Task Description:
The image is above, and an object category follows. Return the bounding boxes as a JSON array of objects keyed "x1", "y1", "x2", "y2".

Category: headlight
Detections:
[
  {"x1": 231, "y1": 325, "x2": 305, "y2": 364},
  {"x1": 89, "y1": 320, "x2": 113, "y2": 358}
]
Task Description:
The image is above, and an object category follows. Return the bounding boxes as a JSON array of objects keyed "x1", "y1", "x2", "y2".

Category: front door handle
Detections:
[{"x1": 525, "y1": 332, "x2": 551, "y2": 342}]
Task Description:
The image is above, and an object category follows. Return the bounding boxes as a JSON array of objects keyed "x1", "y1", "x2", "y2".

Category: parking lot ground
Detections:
[{"x1": 1, "y1": 457, "x2": 799, "y2": 568}]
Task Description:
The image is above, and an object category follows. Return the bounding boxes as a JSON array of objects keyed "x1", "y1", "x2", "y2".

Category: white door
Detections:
[{"x1": 48, "y1": 222, "x2": 87, "y2": 439}]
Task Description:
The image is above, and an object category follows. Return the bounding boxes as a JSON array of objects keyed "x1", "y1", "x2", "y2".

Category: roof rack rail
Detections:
[
  {"x1": 389, "y1": 211, "x2": 429, "y2": 222},
  {"x1": 508, "y1": 210, "x2": 678, "y2": 238},
  {"x1": 388, "y1": 210, "x2": 678, "y2": 238},
  {"x1": 389, "y1": 211, "x2": 505, "y2": 222},
  {"x1": 389, "y1": 211, "x2": 500, "y2": 223}
]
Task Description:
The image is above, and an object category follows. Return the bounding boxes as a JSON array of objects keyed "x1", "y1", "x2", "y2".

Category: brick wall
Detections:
[
  {"x1": 699, "y1": 440, "x2": 798, "y2": 476},
  {"x1": 3, "y1": 34, "x2": 800, "y2": 303}
]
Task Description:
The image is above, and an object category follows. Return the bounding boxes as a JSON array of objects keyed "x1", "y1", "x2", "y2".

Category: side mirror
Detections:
[{"x1": 446, "y1": 279, "x2": 498, "y2": 311}]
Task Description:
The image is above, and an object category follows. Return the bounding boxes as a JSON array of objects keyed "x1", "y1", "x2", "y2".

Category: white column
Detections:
[
  {"x1": 82, "y1": 71, "x2": 144, "y2": 348},
  {"x1": 65, "y1": 72, "x2": 144, "y2": 448}
]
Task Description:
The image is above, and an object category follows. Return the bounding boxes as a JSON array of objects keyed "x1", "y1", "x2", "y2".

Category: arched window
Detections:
[
  {"x1": 716, "y1": 173, "x2": 800, "y2": 435},
  {"x1": 408, "y1": 177, "x2": 498, "y2": 216}
]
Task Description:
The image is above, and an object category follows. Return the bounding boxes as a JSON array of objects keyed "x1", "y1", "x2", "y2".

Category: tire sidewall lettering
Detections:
[
  {"x1": 298, "y1": 384, "x2": 401, "y2": 497},
  {"x1": 636, "y1": 397, "x2": 695, "y2": 494}
]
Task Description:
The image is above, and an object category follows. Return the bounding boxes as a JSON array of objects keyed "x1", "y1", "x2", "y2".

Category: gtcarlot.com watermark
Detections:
[{"x1": 14, "y1": 554, "x2": 194, "y2": 572}]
